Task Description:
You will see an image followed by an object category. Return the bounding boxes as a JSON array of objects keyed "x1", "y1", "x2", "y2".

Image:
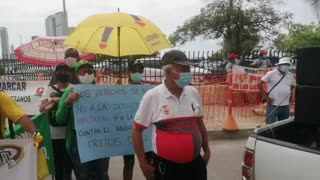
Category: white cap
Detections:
[{"x1": 276, "y1": 57, "x2": 292, "y2": 66}]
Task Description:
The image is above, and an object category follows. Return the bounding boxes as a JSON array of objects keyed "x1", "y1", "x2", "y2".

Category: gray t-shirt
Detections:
[{"x1": 251, "y1": 58, "x2": 272, "y2": 68}]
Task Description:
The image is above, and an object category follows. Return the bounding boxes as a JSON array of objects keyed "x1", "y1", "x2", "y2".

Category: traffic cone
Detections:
[{"x1": 222, "y1": 72, "x2": 239, "y2": 131}]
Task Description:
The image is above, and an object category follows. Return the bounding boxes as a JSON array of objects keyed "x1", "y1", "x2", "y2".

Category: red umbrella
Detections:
[{"x1": 14, "y1": 36, "x2": 94, "y2": 66}]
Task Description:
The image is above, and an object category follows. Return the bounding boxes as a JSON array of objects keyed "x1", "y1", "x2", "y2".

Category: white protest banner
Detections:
[
  {"x1": 0, "y1": 139, "x2": 37, "y2": 180},
  {"x1": 0, "y1": 81, "x2": 49, "y2": 115},
  {"x1": 231, "y1": 65, "x2": 296, "y2": 91}
]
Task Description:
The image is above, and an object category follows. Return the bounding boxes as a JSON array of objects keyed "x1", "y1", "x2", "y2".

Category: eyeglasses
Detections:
[{"x1": 78, "y1": 67, "x2": 94, "y2": 76}]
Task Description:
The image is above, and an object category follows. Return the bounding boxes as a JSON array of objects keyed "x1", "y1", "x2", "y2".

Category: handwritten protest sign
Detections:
[
  {"x1": 73, "y1": 85, "x2": 154, "y2": 163},
  {"x1": 231, "y1": 65, "x2": 296, "y2": 91}
]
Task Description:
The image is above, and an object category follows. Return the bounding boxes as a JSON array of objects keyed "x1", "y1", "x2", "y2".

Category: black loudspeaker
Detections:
[
  {"x1": 295, "y1": 85, "x2": 320, "y2": 126},
  {"x1": 297, "y1": 47, "x2": 320, "y2": 85}
]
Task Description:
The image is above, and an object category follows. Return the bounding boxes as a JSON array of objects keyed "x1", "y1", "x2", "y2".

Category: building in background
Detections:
[
  {"x1": 45, "y1": 15, "x2": 56, "y2": 36},
  {"x1": 0, "y1": 27, "x2": 10, "y2": 55},
  {"x1": 45, "y1": 0, "x2": 68, "y2": 36},
  {"x1": 10, "y1": 44, "x2": 14, "y2": 54},
  {"x1": 55, "y1": 11, "x2": 68, "y2": 36},
  {"x1": 68, "y1": 27, "x2": 75, "y2": 35}
]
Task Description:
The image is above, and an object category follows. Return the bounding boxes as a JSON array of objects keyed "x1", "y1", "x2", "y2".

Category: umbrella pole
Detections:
[{"x1": 117, "y1": 26, "x2": 122, "y2": 85}]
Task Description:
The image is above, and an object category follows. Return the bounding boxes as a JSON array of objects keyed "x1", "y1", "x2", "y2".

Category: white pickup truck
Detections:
[{"x1": 242, "y1": 118, "x2": 320, "y2": 180}]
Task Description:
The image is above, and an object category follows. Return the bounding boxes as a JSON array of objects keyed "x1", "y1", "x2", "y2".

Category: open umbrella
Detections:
[
  {"x1": 63, "y1": 12, "x2": 172, "y2": 57},
  {"x1": 14, "y1": 36, "x2": 94, "y2": 66}
]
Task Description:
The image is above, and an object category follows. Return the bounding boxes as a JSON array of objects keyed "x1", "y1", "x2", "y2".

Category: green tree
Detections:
[
  {"x1": 306, "y1": 0, "x2": 320, "y2": 22},
  {"x1": 169, "y1": 0, "x2": 291, "y2": 55},
  {"x1": 273, "y1": 23, "x2": 320, "y2": 51}
]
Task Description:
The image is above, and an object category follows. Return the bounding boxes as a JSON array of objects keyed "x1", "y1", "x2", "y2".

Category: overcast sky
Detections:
[{"x1": 0, "y1": 0, "x2": 318, "y2": 53}]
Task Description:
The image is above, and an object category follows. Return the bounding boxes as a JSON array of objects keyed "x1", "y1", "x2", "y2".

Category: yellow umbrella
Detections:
[{"x1": 64, "y1": 12, "x2": 172, "y2": 57}]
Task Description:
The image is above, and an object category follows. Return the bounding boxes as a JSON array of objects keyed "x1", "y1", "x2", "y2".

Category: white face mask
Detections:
[
  {"x1": 65, "y1": 57, "x2": 77, "y2": 68},
  {"x1": 78, "y1": 73, "x2": 95, "y2": 84},
  {"x1": 279, "y1": 65, "x2": 290, "y2": 73}
]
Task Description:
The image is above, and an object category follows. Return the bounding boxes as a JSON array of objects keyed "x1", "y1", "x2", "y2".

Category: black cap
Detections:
[
  {"x1": 128, "y1": 59, "x2": 144, "y2": 71},
  {"x1": 55, "y1": 64, "x2": 71, "y2": 73},
  {"x1": 162, "y1": 50, "x2": 194, "y2": 66}
]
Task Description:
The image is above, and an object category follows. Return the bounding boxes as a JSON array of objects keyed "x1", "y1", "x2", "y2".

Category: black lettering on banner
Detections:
[
  {"x1": 116, "y1": 125, "x2": 133, "y2": 132},
  {"x1": 21, "y1": 82, "x2": 26, "y2": 91},
  {"x1": 0, "y1": 82, "x2": 27, "y2": 91},
  {"x1": 90, "y1": 105, "x2": 95, "y2": 111},
  {"x1": 95, "y1": 88, "x2": 128, "y2": 97},
  {"x1": 130, "y1": 88, "x2": 138, "y2": 94},
  {"x1": 88, "y1": 138, "x2": 121, "y2": 148},
  {"x1": 80, "y1": 90, "x2": 91, "y2": 98},
  {"x1": 104, "y1": 128, "x2": 112, "y2": 133},
  {"x1": 11, "y1": 96, "x2": 32, "y2": 103},
  {"x1": 78, "y1": 128, "x2": 101, "y2": 136},
  {"x1": 75, "y1": 104, "x2": 87, "y2": 113}
]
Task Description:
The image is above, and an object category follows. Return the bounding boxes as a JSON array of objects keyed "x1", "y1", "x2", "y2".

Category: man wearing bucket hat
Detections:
[
  {"x1": 258, "y1": 57, "x2": 296, "y2": 124},
  {"x1": 132, "y1": 50, "x2": 210, "y2": 180}
]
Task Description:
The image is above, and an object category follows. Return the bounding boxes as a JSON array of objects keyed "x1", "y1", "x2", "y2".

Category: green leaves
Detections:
[
  {"x1": 273, "y1": 23, "x2": 320, "y2": 51},
  {"x1": 169, "y1": 0, "x2": 292, "y2": 55}
]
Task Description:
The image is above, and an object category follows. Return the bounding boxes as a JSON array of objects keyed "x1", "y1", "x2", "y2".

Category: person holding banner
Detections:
[
  {"x1": 132, "y1": 50, "x2": 210, "y2": 180},
  {"x1": 40, "y1": 64, "x2": 73, "y2": 180},
  {"x1": 55, "y1": 61, "x2": 110, "y2": 180},
  {"x1": 251, "y1": 50, "x2": 273, "y2": 68},
  {"x1": 122, "y1": 59, "x2": 154, "y2": 180},
  {"x1": 226, "y1": 53, "x2": 240, "y2": 73},
  {"x1": 0, "y1": 90, "x2": 38, "y2": 139},
  {"x1": 258, "y1": 57, "x2": 295, "y2": 124}
]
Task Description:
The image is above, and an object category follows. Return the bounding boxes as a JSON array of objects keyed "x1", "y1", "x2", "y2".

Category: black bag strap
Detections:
[
  {"x1": 267, "y1": 73, "x2": 286, "y2": 95},
  {"x1": 51, "y1": 85, "x2": 64, "y2": 96}
]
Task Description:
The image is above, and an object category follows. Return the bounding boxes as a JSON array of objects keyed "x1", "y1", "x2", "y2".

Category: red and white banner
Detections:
[
  {"x1": 0, "y1": 81, "x2": 49, "y2": 115},
  {"x1": 231, "y1": 65, "x2": 296, "y2": 91},
  {"x1": 0, "y1": 139, "x2": 37, "y2": 180},
  {"x1": 231, "y1": 65, "x2": 269, "y2": 91}
]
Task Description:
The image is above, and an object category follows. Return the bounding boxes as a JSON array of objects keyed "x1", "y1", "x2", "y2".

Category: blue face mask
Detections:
[
  {"x1": 175, "y1": 72, "x2": 192, "y2": 88},
  {"x1": 130, "y1": 73, "x2": 144, "y2": 83}
]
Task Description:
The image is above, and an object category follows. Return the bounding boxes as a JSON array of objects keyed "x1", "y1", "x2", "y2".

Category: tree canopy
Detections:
[
  {"x1": 169, "y1": 0, "x2": 292, "y2": 55},
  {"x1": 273, "y1": 23, "x2": 320, "y2": 51}
]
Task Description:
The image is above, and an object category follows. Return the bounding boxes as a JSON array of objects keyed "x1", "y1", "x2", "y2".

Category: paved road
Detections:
[
  {"x1": 54, "y1": 138, "x2": 246, "y2": 180},
  {"x1": 106, "y1": 138, "x2": 247, "y2": 180}
]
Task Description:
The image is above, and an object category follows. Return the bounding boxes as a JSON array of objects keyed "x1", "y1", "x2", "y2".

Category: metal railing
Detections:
[{"x1": 0, "y1": 50, "x2": 293, "y2": 82}]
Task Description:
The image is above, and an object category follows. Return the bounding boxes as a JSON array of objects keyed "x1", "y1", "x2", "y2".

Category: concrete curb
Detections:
[{"x1": 208, "y1": 129, "x2": 254, "y2": 140}]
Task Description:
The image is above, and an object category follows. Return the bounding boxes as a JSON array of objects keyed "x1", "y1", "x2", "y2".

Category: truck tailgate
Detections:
[{"x1": 255, "y1": 140, "x2": 320, "y2": 180}]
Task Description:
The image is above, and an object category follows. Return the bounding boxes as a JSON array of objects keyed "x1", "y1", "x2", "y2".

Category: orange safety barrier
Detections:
[{"x1": 222, "y1": 72, "x2": 239, "y2": 131}]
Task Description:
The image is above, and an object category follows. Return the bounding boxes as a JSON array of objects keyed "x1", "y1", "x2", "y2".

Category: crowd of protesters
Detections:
[
  {"x1": 226, "y1": 50, "x2": 295, "y2": 125},
  {"x1": 37, "y1": 49, "x2": 211, "y2": 180}
]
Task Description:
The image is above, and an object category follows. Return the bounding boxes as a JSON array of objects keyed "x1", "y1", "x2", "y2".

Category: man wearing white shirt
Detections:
[{"x1": 258, "y1": 58, "x2": 296, "y2": 124}]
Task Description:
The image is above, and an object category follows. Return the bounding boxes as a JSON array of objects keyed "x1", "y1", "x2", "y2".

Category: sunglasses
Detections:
[{"x1": 78, "y1": 67, "x2": 94, "y2": 76}]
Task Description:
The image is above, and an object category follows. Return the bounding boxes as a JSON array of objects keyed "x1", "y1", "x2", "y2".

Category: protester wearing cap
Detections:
[
  {"x1": 122, "y1": 58, "x2": 154, "y2": 180},
  {"x1": 40, "y1": 63, "x2": 73, "y2": 180},
  {"x1": 226, "y1": 53, "x2": 241, "y2": 73},
  {"x1": 251, "y1": 50, "x2": 273, "y2": 68},
  {"x1": 258, "y1": 57, "x2": 296, "y2": 124},
  {"x1": 132, "y1": 50, "x2": 210, "y2": 180},
  {"x1": 56, "y1": 60, "x2": 110, "y2": 180}
]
